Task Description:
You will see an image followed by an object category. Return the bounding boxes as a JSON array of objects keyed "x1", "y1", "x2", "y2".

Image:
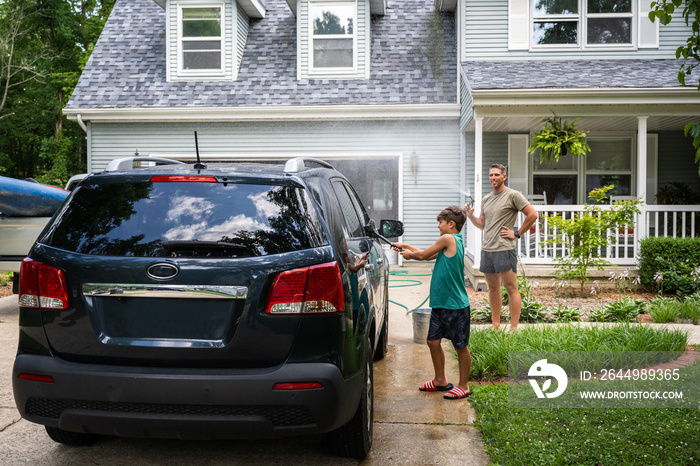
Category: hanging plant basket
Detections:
[{"x1": 528, "y1": 112, "x2": 591, "y2": 164}]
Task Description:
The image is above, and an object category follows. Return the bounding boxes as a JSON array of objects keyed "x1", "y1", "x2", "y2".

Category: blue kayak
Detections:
[{"x1": 0, "y1": 176, "x2": 69, "y2": 217}]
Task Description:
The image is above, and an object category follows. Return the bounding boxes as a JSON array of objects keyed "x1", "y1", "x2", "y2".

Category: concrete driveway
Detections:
[{"x1": 0, "y1": 272, "x2": 490, "y2": 465}]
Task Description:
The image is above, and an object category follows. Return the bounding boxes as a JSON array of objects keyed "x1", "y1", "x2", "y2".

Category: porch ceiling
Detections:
[{"x1": 472, "y1": 114, "x2": 697, "y2": 133}]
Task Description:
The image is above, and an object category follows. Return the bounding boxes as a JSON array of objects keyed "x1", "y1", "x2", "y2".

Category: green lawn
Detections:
[
  {"x1": 471, "y1": 378, "x2": 699, "y2": 465},
  {"x1": 467, "y1": 332, "x2": 700, "y2": 465}
]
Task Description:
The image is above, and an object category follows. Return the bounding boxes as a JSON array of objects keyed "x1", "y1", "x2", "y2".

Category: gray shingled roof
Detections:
[
  {"x1": 66, "y1": 0, "x2": 457, "y2": 109},
  {"x1": 462, "y1": 60, "x2": 696, "y2": 90}
]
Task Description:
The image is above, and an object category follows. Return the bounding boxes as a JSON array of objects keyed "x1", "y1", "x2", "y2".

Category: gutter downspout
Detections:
[{"x1": 76, "y1": 114, "x2": 87, "y2": 132}]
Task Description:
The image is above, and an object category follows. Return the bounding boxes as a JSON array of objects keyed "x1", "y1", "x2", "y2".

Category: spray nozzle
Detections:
[{"x1": 465, "y1": 195, "x2": 474, "y2": 208}]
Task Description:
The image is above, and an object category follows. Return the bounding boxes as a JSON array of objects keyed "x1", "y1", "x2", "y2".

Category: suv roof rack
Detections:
[
  {"x1": 104, "y1": 157, "x2": 185, "y2": 172},
  {"x1": 284, "y1": 157, "x2": 334, "y2": 174}
]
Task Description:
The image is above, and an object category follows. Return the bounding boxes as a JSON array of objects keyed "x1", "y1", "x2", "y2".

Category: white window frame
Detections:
[
  {"x1": 530, "y1": 133, "x2": 636, "y2": 204},
  {"x1": 177, "y1": 3, "x2": 226, "y2": 77},
  {"x1": 532, "y1": 1, "x2": 581, "y2": 49},
  {"x1": 531, "y1": 0, "x2": 636, "y2": 51},
  {"x1": 308, "y1": 0, "x2": 358, "y2": 75}
]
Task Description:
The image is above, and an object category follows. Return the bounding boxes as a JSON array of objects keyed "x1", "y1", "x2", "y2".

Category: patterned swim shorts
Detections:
[{"x1": 427, "y1": 306, "x2": 471, "y2": 349}]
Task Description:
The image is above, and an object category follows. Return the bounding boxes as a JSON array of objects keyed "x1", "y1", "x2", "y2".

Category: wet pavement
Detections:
[{"x1": 0, "y1": 268, "x2": 491, "y2": 465}]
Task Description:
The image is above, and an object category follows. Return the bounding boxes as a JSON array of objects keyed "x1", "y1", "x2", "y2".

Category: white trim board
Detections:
[{"x1": 65, "y1": 104, "x2": 461, "y2": 124}]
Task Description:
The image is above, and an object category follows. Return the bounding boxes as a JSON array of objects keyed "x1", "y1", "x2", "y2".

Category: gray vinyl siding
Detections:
[
  {"x1": 167, "y1": 0, "x2": 236, "y2": 82},
  {"x1": 461, "y1": 132, "x2": 510, "y2": 198},
  {"x1": 236, "y1": 3, "x2": 249, "y2": 72},
  {"x1": 657, "y1": 131, "x2": 700, "y2": 195},
  {"x1": 88, "y1": 120, "x2": 461, "y2": 248},
  {"x1": 460, "y1": 76, "x2": 473, "y2": 132},
  {"x1": 299, "y1": 0, "x2": 370, "y2": 80},
  {"x1": 462, "y1": 0, "x2": 692, "y2": 61}
]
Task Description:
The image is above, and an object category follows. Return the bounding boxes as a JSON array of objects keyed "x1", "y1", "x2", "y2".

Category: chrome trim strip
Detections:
[{"x1": 82, "y1": 284, "x2": 248, "y2": 299}]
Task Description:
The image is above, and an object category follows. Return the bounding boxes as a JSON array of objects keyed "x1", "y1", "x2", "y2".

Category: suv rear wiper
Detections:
[{"x1": 162, "y1": 240, "x2": 259, "y2": 256}]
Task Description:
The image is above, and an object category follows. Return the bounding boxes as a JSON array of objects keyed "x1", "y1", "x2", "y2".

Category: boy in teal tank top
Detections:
[{"x1": 391, "y1": 206, "x2": 473, "y2": 400}]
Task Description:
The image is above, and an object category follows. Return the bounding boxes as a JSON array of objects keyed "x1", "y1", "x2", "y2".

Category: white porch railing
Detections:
[
  {"x1": 515, "y1": 205, "x2": 700, "y2": 266},
  {"x1": 645, "y1": 205, "x2": 700, "y2": 239}
]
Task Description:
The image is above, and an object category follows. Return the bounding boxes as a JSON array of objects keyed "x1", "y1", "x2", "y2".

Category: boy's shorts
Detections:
[
  {"x1": 480, "y1": 249, "x2": 517, "y2": 274},
  {"x1": 427, "y1": 306, "x2": 471, "y2": 349}
]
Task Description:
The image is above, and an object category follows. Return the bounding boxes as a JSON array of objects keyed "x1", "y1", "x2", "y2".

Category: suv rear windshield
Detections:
[{"x1": 43, "y1": 181, "x2": 326, "y2": 257}]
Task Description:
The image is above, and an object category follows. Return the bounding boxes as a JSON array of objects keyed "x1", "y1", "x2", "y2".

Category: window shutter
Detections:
[
  {"x1": 638, "y1": 2, "x2": 659, "y2": 48},
  {"x1": 507, "y1": 134, "x2": 529, "y2": 194},
  {"x1": 508, "y1": 0, "x2": 529, "y2": 50}
]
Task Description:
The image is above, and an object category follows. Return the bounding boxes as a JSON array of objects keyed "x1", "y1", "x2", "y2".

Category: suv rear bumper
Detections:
[{"x1": 13, "y1": 354, "x2": 362, "y2": 439}]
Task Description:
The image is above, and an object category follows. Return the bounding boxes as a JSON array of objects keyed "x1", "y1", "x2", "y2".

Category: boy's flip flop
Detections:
[
  {"x1": 444, "y1": 386, "x2": 474, "y2": 400},
  {"x1": 419, "y1": 380, "x2": 454, "y2": 392}
]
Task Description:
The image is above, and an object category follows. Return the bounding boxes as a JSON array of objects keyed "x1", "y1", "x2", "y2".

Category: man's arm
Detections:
[
  {"x1": 464, "y1": 204, "x2": 485, "y2": 231},
  {"x1": 500, "y1": 204, "x2": 539, "y2": 239}
]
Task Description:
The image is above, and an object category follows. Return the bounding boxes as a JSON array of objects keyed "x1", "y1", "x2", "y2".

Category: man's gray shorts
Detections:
[{"x1": 480, "y1": 249, "x2": 517, "y2": 274}]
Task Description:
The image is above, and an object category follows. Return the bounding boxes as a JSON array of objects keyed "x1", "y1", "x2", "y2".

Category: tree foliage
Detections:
[
  {"x1": 650, "y1": 0, "x2": 700, "y2": 176},
  {"x1": 0, "y1": 0, "x2": 114, "y2": 185},
  {"x1": 547, "y1": 185, "x2": 643, "y2": 297}
]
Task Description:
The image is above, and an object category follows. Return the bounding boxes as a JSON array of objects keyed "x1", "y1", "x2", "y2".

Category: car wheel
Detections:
[
  {"x1": 373, "y1": 315, "x2": 389, "y2": 361},
  {"x1": 45, "y1": 426, "x2": 100, "y2": 446},
  {"x1": 327, "y1": 338, "x2": 373, "y2": 459}
]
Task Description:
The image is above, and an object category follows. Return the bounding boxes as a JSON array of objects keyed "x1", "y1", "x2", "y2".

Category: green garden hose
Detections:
[{"x1": 388, "y1": 269, "x2": 432, "y2": 313}]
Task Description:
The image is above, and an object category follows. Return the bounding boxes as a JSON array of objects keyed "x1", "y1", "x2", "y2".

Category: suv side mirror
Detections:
[{"x1": 379, "y1": 219, "x2": 404, "y2": 239}]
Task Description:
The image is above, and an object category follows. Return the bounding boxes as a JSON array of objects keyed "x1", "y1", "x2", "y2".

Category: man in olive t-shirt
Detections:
[{"x1": 464, "y1": 164, "x2": 538, "y2": 331}]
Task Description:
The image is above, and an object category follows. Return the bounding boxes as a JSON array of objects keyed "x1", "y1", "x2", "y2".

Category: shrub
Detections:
[
  {"x1": 0, "y1": 272, "x2": 13, "y2": 286},
  {"x1": 639, "y1": 237, "x2": 700, "y2": 295}
]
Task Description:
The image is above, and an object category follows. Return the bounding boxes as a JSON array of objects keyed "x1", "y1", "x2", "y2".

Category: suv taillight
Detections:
[
  {"x1": 18, "y1": 258, "x2": 69, "y2": 310},
  {"x1": 266, "y1": 262, "x2": 344, "y2": 314}
]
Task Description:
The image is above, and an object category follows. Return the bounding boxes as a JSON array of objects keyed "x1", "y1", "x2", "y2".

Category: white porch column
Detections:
[
  {"x1": 637, "y1": 116, "x2": 648, "y2": 240},
  {"x1": 472, "y1": 116, "x2": 484, "y2": 269}
]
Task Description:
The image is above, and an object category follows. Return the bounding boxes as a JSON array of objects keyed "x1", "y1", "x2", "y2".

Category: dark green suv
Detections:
[{"x1": 13, "y1": 157, "x2": 402, "y2": 459}]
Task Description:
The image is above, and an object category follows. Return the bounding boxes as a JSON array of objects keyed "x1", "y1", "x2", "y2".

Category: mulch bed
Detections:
[{"x1": 468, "y1": 285, "x2": 661, "y2": 322}]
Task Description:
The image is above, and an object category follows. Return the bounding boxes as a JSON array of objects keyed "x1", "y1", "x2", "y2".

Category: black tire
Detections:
[
  {"x1": 373, "y1": 314, "x2": 389, "y2": 361},
  {"x1": 45, "y1": 426, "x2": 100, "y2": 446},
  {"x1": 327, "y1": 339, "x2": 373, "y2": 459}
]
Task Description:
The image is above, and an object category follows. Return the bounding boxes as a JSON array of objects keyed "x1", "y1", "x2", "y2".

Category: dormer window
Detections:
[
  {"x1": 160, "y1": 0, "x2": 263, "y2": 82},
  {"x1": 310, "y1": 2, "x2": 356, "y2": 71},
  {"x1": 298, "y1": 0, "x2": 369, "y2": 80},
  {"x1": 179, "y1": 4, "x2": 224, "y2": 74}
]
